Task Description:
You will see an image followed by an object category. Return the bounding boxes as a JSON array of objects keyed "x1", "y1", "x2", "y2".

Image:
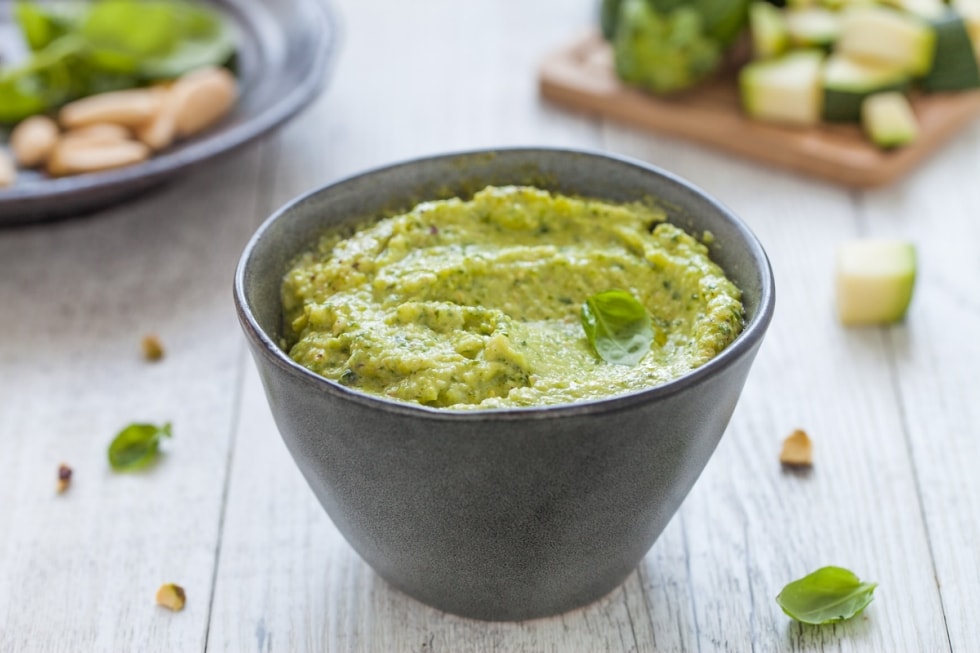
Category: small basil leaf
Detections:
[
  {"x1": 0, "y1": 73, "x2": 49, "y2": 124},
  {"x1": 138, "y1": 5, "x2": 236, "y2": 79},
  {"x1": 776, "y1": 566, "x2": 878, "y2": 625},
  {"x1": 14, "y1": 1, "x2": 85, "y2": 52},
  {"x1": 14, "y1": 2, "x2": 58, "y2": 51},
  {"x1": 81, "y1": 2, "x2": 181, "y2": 59},
  {"x1": 139, "y1": 26, "x2": 235, "y2": 80},
  {"x1": 108, "y1": 422, "x2": 172, "y2": 472},
  {"x1": 581, "y1": 289, "x2": 654, "y2": 366},
  {"x1": 81, "y1": 0, "x2": 235, "y2": 80}
]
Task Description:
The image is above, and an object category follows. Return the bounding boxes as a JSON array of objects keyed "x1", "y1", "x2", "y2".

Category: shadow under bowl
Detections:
[{"x1": 234, "y1": 147, "x2": 775, "y2": 621}]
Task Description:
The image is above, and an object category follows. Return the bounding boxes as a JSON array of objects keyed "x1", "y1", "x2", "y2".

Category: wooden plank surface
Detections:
[
  {"x1": 0, "y1": 146, "x2": 267, "y2": 652},
  {"x1": 860, "y1": 128, "x2": 980, "y2": 651},
  {"x1": 604, "y1": 134, "x2": 949, "y2": 651},
  {"x1": 539, "y1": 33, "x2": 980, "y2": 189},
  {"x1": 1, "y1": 0, "x2": 978, "y2": 651}
]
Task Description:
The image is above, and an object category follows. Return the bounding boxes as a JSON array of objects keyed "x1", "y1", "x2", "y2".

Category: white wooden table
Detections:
[{"x1": 2, "y1": 1, "x2": 978, "y2": 650}]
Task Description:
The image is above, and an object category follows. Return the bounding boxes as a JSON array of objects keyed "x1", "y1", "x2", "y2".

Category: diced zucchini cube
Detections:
[
  {"x1": 880, "y1": 0, "x2": 947, "y2": 19},
  {"x1": 921, "y1": 13, "x2": 980, "y2": 92},
  {"x1": 750, "y1": 2, "x2": 790, "y2": 59},
  {"x1": 740, "y1": 50, "x2": 825, "y2": 126},
  {"x1": 823, "y1": 55, "x2": 909, "y2": 122},
  {"x1": 862, "y1": 91, "x2": 919, "y2": 148},
  {"x1": 836, "y1": 240, "x2": 916, "y2": 326},
  {"x1": 837, "y1": 6, "x2": 936, "y2": 76},
  {"x1": 786, "y1": 7, "x2": 841, "y2": 48}
]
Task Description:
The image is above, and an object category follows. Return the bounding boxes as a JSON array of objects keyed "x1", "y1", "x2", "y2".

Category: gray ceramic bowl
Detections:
[{"x1": 234, "y1": 148, "x2": 775, "y2": 621}]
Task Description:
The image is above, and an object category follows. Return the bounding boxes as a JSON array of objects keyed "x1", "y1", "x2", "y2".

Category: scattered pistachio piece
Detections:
[
  {"x1": 780, "y1": 429, "x2": 813, "y2": 468},
  {"x1": 11, "y1": 115, "x2": 60, "y2": 168},
  {"x1": 155, "y1": 583, "x2": 186, "y2": 611},
  {"x1": 56, "y1": 463, "x2": 73, "y2": 494},
  {"x1": 141, "y1": 334, "x2": 165, "y2": 362}
]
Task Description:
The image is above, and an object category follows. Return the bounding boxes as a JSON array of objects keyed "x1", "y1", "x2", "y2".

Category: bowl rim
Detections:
[{"x1": 234, "y1": 146, "x2": 775, "y2": 422}]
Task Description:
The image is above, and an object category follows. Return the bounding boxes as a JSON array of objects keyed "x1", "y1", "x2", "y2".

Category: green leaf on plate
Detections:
[
  {"x1": 776, "y1": 566, "x2": 878, "y2": 625},
  {"x1": 108, "y1": 422, "x2": 172, "y2": 472},
  {"x1": 1, "y1": 0, "x2": 235, "y2": 124},
  {"x1": 81, "y1": 0, "x2": 235, "y2": 80},
  {"x1": 580, "y1": 288, "x2": 654, "y2": 366},
  {"x1": 14, "y1": 1, "x2": 86, "y2": 52}
]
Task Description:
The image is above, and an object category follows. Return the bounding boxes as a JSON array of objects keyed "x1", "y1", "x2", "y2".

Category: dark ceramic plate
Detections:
[{"x1": 0, "y1": 0, "x2": 338, "y2": 225}]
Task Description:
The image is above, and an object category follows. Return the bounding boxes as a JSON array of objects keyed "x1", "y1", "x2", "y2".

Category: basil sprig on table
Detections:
[
  {"x1": 108, "y1": 422, "x2": 172, "y2": 472},
  {"x1": 776, "y1": 566, "x2": 878, "y2": 625},
  {"x1": 580, "y1": 289, "x2": 654, "y2": 366}
]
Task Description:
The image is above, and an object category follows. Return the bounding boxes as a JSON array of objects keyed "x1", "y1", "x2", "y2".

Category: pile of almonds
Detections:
[{"x1": 0, "y1": 65, "x2": 236, "y2": 187}]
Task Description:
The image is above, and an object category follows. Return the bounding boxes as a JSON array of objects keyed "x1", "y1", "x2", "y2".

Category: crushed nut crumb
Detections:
[
  {"x1": 141, "y1": 334, "x2": 165, "y2": 361},
  {"x1": 155, "y1": 583, "x2": 186, "y2": 611},
  {"x1": 780, "y1": 429, "x2": 813, "y2": 468},
  {"x1": 56, "y1": 463, "x2": 72, "y2": 494}
]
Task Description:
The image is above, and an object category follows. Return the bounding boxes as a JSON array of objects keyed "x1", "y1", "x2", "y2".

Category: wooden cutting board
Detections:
[{"x1": 539, "y1": 32, "x2": 980, "y2": 188}]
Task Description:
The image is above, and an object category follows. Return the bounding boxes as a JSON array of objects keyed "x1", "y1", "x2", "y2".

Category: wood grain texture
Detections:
[
  {"x1": 859, "y1": 122, "x2": 980, "y2": 651},
  {"x1": 540, "y1": 33, "x2": 980, "y2": 189},
  {"x1": 606, "y1": 132, "x2": 949, "y2": 651},
  {"x1": 0, "y1": 146, "x2": 266, "y2": 652}
]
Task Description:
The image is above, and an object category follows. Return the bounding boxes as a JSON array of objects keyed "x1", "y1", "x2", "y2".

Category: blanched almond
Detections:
[
  {"x1": 61, "y1": 123, "x2": 133, "y2": 147},
  {"x1": 11, "y1": 115, "x2": 60, "y2": 168},
  {"x1": 0, "y1": 150, "x2": 16, "y2": 187},
  {"x1": 136, "y1": 90, "x2": 179, "y2": 151},
  {"x1": 48, "y1": 139, "x2": 150, "y2": 177},
  {"x1": 172, "y1": 66, "x2": 237, "y2": 138},
  {"x1": 59, "y1": 89, "x2": 163, "y2": 129}
]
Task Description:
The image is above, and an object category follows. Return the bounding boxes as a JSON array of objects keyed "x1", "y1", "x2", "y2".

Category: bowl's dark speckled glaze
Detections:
[{"x1": 234, "y1": 148, "x2": 775, "y2": 621}]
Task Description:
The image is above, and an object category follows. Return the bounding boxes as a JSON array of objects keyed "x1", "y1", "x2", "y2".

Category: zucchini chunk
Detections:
[
  {"x1": 823, "y1": 54, "x2": 910, "y2": 122},
  {"x1": 953, "y1": 0, "x2": 980, "y2": 63},
  {"x1": 750, "y1": 2, "x2": 790, "y2": 59},
  {"x1": 821, "y1": 0, "x2": 876, "y2": 8},
  {"x1": 880, "y1": 0, "x2": 947, "y2": 19},
  {"x1": 921, "y1": 13, "x2": 980, "y2": 91},
  {"x1": 836, "y1": 240, "x2": 916, "y2": 326},
  {"x1": 837, "y1": 6, "x2": 936, "y2": 76},
  {"x1": 861, "y1": 91, "x2": 919, "y2": 148},
  {"x1": 740, "y1": 50, "x2": 825, "y2": 125},
  {"x1": 785, "y1": 7, "x2": 841, "y2": 48}
]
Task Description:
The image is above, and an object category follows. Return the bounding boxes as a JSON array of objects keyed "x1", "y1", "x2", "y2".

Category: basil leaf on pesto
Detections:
[
  {"x1": 108, "y1": 422, "x2": 172, "y2": 472},
  {"x1": 581, "y1": 289, "x2": 653, "y2": 366},
  {"x1": 776, "y1": 566, "x2": 878, "y2": 625}
]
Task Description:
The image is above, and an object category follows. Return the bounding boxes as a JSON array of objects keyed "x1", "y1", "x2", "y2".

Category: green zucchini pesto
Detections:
[{"x1": 280, "y1": 185, "x2": 744, "y2": 409}]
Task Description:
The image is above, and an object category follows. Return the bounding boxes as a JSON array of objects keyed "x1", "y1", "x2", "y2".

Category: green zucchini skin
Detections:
[
  {"x1": 825, "y1": 81, "x2": 910, "y2": 122},
  {"x1": 822, "y1": 55, "x2": 911, "y2": 122},
  {"x1": 922, "y1": 13, "x2": 980, "y2": 91},
  {"x1": 601, "y1": 0, "x2": 625, "y2": 40}
]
